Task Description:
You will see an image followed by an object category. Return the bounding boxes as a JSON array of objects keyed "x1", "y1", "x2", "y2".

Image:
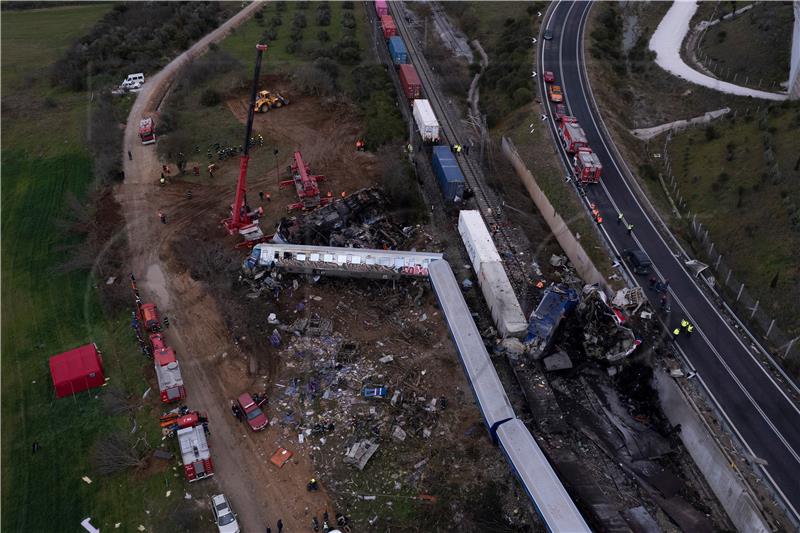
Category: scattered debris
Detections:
[
  {"x1": 270, "y1": 447, "x2": 294, "y2": 468},
  {"x1": 543, "y1": 351, "x2": 573, "y2": 372},
  {"x1": 344, "y1": 440, "x2": 379, "y2": 471}
]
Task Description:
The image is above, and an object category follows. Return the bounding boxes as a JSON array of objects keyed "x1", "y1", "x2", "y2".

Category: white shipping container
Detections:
[
  {"x1": 458, "y1": 210, "x2": 501, "y2": 275},
  {"x1": 478, "y1": 261, "x2": 527, "y2": 338},
  {"x1": 412, "y1": 99, "x2": 440, "y2": 142}
]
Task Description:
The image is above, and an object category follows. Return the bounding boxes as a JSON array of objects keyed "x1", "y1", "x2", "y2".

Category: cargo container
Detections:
[
  {"x1": 380, "y1": 15, "x2": 397, "y2": 39},
  {"x1": 412, "y1": 99, "x2": 440, "y2": 143},
  {"x1": 398, "y1": 64, "x2": 422, "y2": 100},
  {"x1": 457, "y1": 210, "x2": 501, "y2": 275},
  {"x1": 458, "y1": 211, "x2": 527, "y2": 338},
  {"x1": 374, "y1": 0, "x2": 388, "y2": 17},
  {"x1": 388, "y1": 36, "x2": 409, "y2": 65},
  {"x1": 432, "y1": 146, "x2": 465, "y2": 201}
]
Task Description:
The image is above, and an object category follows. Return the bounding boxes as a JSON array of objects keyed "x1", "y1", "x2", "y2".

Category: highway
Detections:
[{"x1": 540, "y1": 0, "x2": 800, "y2": 520}]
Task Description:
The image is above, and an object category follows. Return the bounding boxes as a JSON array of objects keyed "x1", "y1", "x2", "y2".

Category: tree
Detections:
[
  {"x1": 200, "y1": 88, "x2": 221, "y2": 106},
  {"x1": 92, "y1": 432, "x2": 148, "y2": 475}
]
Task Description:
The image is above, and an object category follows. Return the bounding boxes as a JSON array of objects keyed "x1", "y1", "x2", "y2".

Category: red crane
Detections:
[
  {"x1": 222, "y1": 43, "x2": 267, "y2": 243},
  {"x1": 280, "y1": 151, "x2": 331, "y2": 211}
]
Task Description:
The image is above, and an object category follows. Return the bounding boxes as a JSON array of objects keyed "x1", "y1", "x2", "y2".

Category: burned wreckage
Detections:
[{"x1": 525, "y1": 283, "x2": 641, "y2": 363}]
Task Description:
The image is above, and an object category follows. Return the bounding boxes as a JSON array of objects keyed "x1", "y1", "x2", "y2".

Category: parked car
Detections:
[
  {"x1": 237, "y1": 392, "x2": 268, "y2": 431},
  {"x1": 211, "y1": 494, "x2": 240, "y2": 533},
  {"x1": 362, "y1": 386, "x2": 388, "y2": 398},
  {"x1": 623, "y1": 248, "x2": 652, "y2": 275},
  {"x1": 543, "y1": 71, "x2": 555, "y2": 83},
  {"x1": 544, "y1": 29, "x2": 554, "y2": 40},
  {"x1": 548, "y1": 84, "x2": 563, "y2": 103}
]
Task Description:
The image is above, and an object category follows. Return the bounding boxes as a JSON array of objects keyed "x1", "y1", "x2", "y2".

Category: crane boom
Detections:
[{"x1": 224, "y1": 43, "x2": 268, "y2": 234}]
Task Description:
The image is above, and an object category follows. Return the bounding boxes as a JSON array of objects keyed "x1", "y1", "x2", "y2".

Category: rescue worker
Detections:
[
  {"x1": 266, "y1": 192, "x2": 271, "y2": 202},
  {"x1": 673, "y1": 327, "x2": 681, "y2": 337},
  {"x1": 128, "y1": 150, "x2": 132, "y2": 161},
  {"x1": 259, "y1": 191, "x2": 265, "y2": 200},
  {"x1": 158, "y1": 211, "x2": 166, "y2": 224},
  {"x1": 627, "y1": 223, "x2": 634, "y2": 235},
  {"x1": 159, "y1": 176, "x2": 166, "y2": 187},
  {"x1": 307, "y1": 478, "x2": 318, "y2": 491},
  {"x1": 464, "y1": 144, "x2": 470, "y2": 156},
  {"x1": 341, "y1": 191, "x2": 347, "y2": 198},
  {"x1": 193, "y1": 165, "x2": 200, "y2": 176},
  {"x1": 686, "y1": 323, "x2": 694, "y2": 336},
  {"x1": 648, "y1": 276, "x2": 657, "y2": 288},
  {"x1": 596, "y1": 215, "x2": 603, "y2": 225},
  {"x1": 617, "y1": 212, "x2": 624, "y2": 224},
  {"x1": 680, "y1": 318, "x2": 689, "y2": 329}
]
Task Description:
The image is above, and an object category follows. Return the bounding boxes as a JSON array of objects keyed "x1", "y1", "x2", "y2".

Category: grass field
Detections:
[
  {"x1": 221, "y1": 1, "x2": 370, "y2": 91},
  {"x1": 698, "y1": 2, "x2": 793, "y2": 91},
  {"x1": 667, "y1": 106, "x2": 800, "y2": 334},
  {"x1": 2, "y1": 5, "x2": 196, "y2": 531},
  {"x1": 0, "y1": 3, "x2": 111, "y2": 91}
]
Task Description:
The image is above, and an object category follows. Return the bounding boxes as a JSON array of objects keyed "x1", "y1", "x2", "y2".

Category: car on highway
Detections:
[
  {"x1": 237, "y1": 392, "x2": 268, "y2": 431},
  {"x1": 623, "y1": 248, "x2": 652, "y2": 275},
  {"x1": 543, "y1": 29, "x2": 553, "y2": 40},
  {"x1": 548, "y1": 84, "x2": 563, "y2": 103},
  {"x1": 211, "y1": 494, "x2": 240, "y2": 533},
  {"x1": 543, "y1": 71, "x2": 555, "y2": 83},
  {"x1": 554, "y1": 103, "x2": 567, "y2": 120}
]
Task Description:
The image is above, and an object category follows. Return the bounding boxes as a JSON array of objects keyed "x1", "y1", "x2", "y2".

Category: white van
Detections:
[{"x1": 120, "y1": 73, "x2": 145, "y2": 90}]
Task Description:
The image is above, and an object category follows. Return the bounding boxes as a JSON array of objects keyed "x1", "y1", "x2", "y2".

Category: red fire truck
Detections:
[
  {"x1": 558, "y1": 116, "x2": 588, "y2": 154},
  {"x1": 573, "y1": 147, "x2": 603, "y2": 183},
  {"x1": 139, "y1": 117, "x2": 156, "y2": 145}
]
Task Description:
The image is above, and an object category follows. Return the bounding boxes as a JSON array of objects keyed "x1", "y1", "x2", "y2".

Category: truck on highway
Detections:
[
  {"x1": 573, "y1": 147, "x2": 602, "y2": 183},
  {"x1": 558, "y1": 116, "x2": 588, "y2": 154},
  {"x1": 412, "y1": 99, "x2": 440, "y2": 144}
]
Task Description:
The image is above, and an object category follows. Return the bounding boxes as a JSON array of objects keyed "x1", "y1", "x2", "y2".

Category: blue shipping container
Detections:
[
  {"x1": 432, "y1": 145, "x2": 465, "y2": 201},
  {"x1": 388, "y1": 36, "x2": 409, "y2": 65}
]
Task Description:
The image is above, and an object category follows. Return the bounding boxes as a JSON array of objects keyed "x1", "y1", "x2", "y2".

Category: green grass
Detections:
[
  {"x1": 699, "y1": 2, "x2": 793, "y2": 90},
  {"x1": 2, "y1": 4, "x2": 191, "y2": 531},
  {"x1": 1, "y1": 3, "x2": 111, "y2": 91},
  {"x1": 667, "y1": 106, "x2": 800, "y2": 333},
  {"x1": 221, "y1": 1, "x2": 370, "y2": 86}
]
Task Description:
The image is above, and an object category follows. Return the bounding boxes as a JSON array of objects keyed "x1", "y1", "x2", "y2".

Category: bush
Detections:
[
  {"x1": 335, "y1": 36, "x2": 361, "y2": 64},
  {"x1": 286, "y1": 41, "x2": 303, "y2": 55},
  {"x1": 342, "y1": 1, "x2": 354, "y2": 9},
  {"x1": 705, "y1": 125, "x2": 719, "y2": 141},
  {"x1": 512, "y1": 87, "x2": 532, "y2": 108},
  {"x1": 342, "y1": 11, "x2": 356, "y2": 29},
  {"x1": 200, "y1": 88, "x2": 221, "y2": 107},
  {"x1": 313, "y1": 57, "x2": 339, "y2": 81},
  {"x1": 293, "y1": 12, "x2": 307, "y2": 29},
  {"x1": 318, "y1": 30, "x2": 330, "y2": 42},
  {"x1": 270, "y1": 16, "x2": 282, "y2": 26},
  {"x1": 317, "y1": 10, "x2": 331, "y2": 26},
  {"x1": 290, "y1": 26, "x2": 304, "y2": 42}
]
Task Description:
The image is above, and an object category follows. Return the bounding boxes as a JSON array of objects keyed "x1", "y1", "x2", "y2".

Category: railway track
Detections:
[{"x1": 388, "y1": 2, "x2": 532, "y2": 297}]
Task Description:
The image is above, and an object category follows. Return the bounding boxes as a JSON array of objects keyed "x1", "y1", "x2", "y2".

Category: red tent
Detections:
[{"x1": 49, "y1": 343, "x2": 105, "y2": 398}]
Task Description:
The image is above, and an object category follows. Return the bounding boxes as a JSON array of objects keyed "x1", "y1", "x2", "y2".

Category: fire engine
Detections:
[
  {"x1": 558, "y1": 116, "x2": 588, "y2": 154},
  {"x1": 573, "y1": 147, "x2": 602, "y2": 183},
  {"x1": 139, "y1": 117, "x2": 156, "y2": 145}
]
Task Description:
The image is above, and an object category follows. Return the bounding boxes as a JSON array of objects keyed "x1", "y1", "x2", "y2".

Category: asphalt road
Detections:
[{"x1": 539, "y1": 0, "x2": 800, "y2": 519}]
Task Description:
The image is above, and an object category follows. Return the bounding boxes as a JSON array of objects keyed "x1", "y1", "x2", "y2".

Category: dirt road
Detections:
[{"x1": 118, "y1": 3, "x2": 331, "y2": 531}]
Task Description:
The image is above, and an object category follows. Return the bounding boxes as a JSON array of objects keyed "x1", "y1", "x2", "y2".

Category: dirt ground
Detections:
[{"x1": 116, "y1": 23, "x2": 534, "y2": 532}]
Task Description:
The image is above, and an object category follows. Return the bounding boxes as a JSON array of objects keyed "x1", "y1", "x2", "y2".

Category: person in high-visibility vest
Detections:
[
  {"x1": 617, "y1": 212, "x2": 624, "y2": 224},
  {"x1": 686, "y1": 324, "x2": 694, "y2": 336},
  {"x1": 680, "y1": 319, "x2": 689, "y2": 329},
  {"x1": 672, "y1": 327, "x2": 680, "y2": 337},
  {"x1": 627, "y1": 224, "x2": 634, "y2": 235}
]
